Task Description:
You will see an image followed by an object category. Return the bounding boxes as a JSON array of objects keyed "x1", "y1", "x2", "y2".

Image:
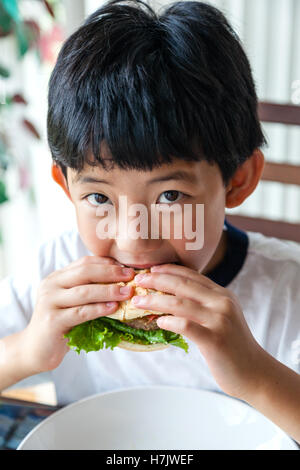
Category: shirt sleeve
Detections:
[
  {"x1": 0, "y1": 237, "x2": 56, "y2": 340},
  {"x1": 263, "y1": 257, "x2": 300, "y2": 375},
  {"x1": 0, "y1": 274, "x2": 36, "y2": 338},
  {"x1": 279, "y1": 260, "x2": 300, "y2": 375}
]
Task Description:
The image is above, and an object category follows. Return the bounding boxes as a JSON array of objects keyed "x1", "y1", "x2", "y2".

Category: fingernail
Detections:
[
  {"x1": 157, "y1": 317, "x2": 166, "y2": 328},
  {"x1": 132, "y1": 296, "x2": 144, "y2": 305},
  {"x1": 150, "y1": 266, "x2": 161, "y2": 272},
  {"x1": 120, "y1": 286, "x2": 131, "y2": 294},
  {"x1": 106, "y1": 301, "x2": 116, "y2": 307}
]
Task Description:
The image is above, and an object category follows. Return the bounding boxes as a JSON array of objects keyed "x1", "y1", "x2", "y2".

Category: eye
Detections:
[
  {"x1": 86, "y1": 193, "x2": 112, "y2": 206},
  {"x1": 157, "y1": 190, "x2": 184, "y2": 204}
]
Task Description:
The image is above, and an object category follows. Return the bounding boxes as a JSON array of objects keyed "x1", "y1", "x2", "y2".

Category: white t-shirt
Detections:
[{"x1": 1, "y1": 221, "x2": 300, "y2": 405}]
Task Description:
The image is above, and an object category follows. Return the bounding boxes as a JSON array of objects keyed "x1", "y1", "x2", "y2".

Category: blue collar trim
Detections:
[{"x1": 206, "y1": 218, "x2": 249, "y2": 287}]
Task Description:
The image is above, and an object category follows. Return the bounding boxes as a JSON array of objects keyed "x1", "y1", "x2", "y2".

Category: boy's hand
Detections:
[
  {"x1": 22, "y1": 256, "x2": 135, "y2": 374},
  {"x1": 132, "y1": 263, "x2": 266, "y2": 401}
]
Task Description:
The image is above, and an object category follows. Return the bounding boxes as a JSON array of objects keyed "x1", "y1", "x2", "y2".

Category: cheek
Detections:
[
  {"x1": 171, "y1": 193, "x2": 225, "y2": 270},
  {"x1": 75, "y1": 205, "x2": 112, "y2": 256},
  {"x1": 201, "y1": 191, "x2": 226, "y2": 264}
]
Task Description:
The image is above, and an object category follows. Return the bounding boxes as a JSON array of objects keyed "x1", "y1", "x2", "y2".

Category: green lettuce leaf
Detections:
[{"x1": 64, "y1": 316, "x2": 189, "y2": 354}]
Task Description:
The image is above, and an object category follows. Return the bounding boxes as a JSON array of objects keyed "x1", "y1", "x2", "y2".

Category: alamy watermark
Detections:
[{"x1": 95, "y1": 196, "x2": 204, "y2": 250}]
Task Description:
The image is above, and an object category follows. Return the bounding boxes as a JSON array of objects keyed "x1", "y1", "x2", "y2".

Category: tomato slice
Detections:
[{"x1": 146, "y1": 314, "x2": 159, "y2": 323}]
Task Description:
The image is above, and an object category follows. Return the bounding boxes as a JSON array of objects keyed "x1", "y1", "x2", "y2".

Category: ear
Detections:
[
  {"x1": 225, "y1": 149, "x2": 265, "y2": 208},
  {"x1": 51, "y1": 163, "x2": 73, "y2": 202}
]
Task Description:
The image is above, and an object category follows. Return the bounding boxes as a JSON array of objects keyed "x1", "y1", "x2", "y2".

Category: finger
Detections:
[
  {"x1": 58, "y1": 256, "x2": 123, "y2": 273},
  {"x1": 131, "y1": 293, "x2": 212, "y2": 326},
  {"x1": 47, "y1": 256, "x2": 123, "y2": 281},
  {"x1": 53, "y1": 264, "x2": 135, "y2": 289},
  {"x1": 53, "y1": 282, "x2": 133, "y2": 308},
  {"x1": 156, "y1": 315, "x2": 208, "y2": 344},
  {"x1": 61, "y1": 300, "x2": 120, "y2": 329},
  {"x1": 134, "y1": 272, "x2": 221, "y2": 306},
  {"x1": 150, "y1": 263, "x2": 219, "y2": 290}
]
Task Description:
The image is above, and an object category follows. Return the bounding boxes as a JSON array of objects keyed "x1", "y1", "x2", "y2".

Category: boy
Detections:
[{"x1": 0, "y1": 0, "x2": 299, "y2": 443}]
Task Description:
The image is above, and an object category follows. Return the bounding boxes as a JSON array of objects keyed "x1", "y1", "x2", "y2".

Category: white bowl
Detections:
[{"x1": 18, "y1": 386, "x2": 298, "y2": 450}]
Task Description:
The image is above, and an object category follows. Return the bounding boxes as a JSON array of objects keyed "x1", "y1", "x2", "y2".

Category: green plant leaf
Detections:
[
  {"x1": 0, "y1": 179, "x2": 9, "y2": 204},
  {"x1": 0, "y1": 64, "x2": 10, "y2": 78},
  {"x1": 0, "y1": 94, "x2": 13, "y2": 107},
  {"x1": 0, "y1": 138, "x2": 9, "y2": 170},
  {"x1": 64, "y1": 317, "x2": 189, "y2": 354},
  {"x1": 1, "y1": 0, "x2": 20, "y2": 23},
  {"x1": 0, "y1": 4, "x2": 14, "y2": 35},
  {"x1": 15, "y1": 22, "x2": 29, "y2": 57}
]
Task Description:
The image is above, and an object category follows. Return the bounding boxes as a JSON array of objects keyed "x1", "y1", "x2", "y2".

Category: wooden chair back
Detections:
[{"x1": 226, "y1": 101, "x2": 300, "y2": 243}]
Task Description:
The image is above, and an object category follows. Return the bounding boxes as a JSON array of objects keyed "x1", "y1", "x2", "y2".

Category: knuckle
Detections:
[
  {"x1": 95, "y1": 283, "x2": 114, "y2": 300},
  {"x1": 77, "y1": 264, "x2": 89, "y2": 278},
  {"x1": 182, "y1": 276, "x2": 192, "y2": 287},
  {"x1": 172, "y1": 296, "x2": 184, "y2": 309},
  {"x1": 218, "y1": 296, "x2": 235, "y2": 315},
  {"x1": 75, "y1": 305, "x2": 89, "y2": 322},
  {"x1": 153, "y1": 274, "x2": 168, "y2": 292},
  {"x1": 74, "y1": 284, "x2": 91, "y2": 299}
]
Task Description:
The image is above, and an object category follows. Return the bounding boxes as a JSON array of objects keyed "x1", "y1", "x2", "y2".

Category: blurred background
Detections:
[{"x1": 1, "y1": 0, "x2": 300, "y2": 280}]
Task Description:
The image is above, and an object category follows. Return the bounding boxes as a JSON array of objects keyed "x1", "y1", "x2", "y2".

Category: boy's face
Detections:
[{"x1": 63, "y1": 153, "x2": 229, "y2": 273}]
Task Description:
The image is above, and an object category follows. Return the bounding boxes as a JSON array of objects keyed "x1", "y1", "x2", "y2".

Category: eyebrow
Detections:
[
  {"x1": 147, "y1": 170, "x2": 198, "y2": 185},
  {"x1": 74, "y1": 170, "x2": 198, "y2": 185},
  {"x1": 74, "y1": 175, "x2": 110, "y2": 185}
]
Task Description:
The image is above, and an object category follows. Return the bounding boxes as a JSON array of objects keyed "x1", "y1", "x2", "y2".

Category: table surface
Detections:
[
  {"x1": 0, "y1": 388, "x2": 60, "y2": 450},
  {"x1": 1, "y1": 382, "x2": 57, "y2": 406}
]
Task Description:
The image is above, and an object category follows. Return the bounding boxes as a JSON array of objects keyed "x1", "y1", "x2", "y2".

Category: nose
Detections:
[{"x1": 114, "y1": 203, "x2": 163, "y2": 253}]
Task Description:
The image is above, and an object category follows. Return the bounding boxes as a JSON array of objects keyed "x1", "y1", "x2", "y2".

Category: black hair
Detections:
[{"x1": 47, "y1": 0, "x2": 266, "y2": 186}]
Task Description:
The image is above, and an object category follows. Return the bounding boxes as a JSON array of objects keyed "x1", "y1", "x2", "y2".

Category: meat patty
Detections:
[{"x1": 123, "y1": 315, "x2": 165, "y2": 331}]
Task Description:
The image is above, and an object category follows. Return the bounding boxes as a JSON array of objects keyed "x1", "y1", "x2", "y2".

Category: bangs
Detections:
[
  {"x1": 47, "y1": 0, "x2": 266, "y2": 185},
  {"x1": 88, "y1": 62, "x2": 204, "y2": 172},
  {"x1": 49, "y1": 40, "x2": 206, "y2": 175}
]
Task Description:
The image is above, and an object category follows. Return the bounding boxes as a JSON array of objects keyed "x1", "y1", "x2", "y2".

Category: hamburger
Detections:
[{"x1": 65, "y1": 269, "x2": 188, "y2": 353}]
